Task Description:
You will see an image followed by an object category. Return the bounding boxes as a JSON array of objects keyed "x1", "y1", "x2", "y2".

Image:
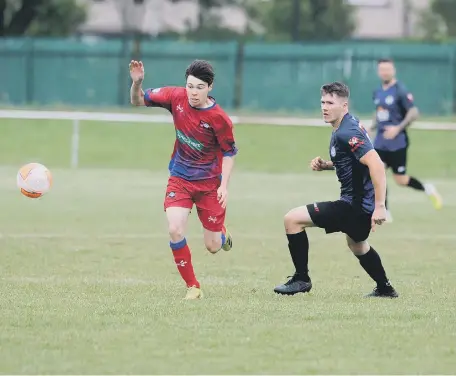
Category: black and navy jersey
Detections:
[
  {"x1": 372, "y1": 81, "x2": 415, "y2": 151},
  {"x1": 330, "y1": 113, "x2": 375, "y2": 215}
]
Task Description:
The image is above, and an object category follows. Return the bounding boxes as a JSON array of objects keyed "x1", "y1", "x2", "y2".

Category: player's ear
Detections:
[{"x1": 208, "y1": 84, "x2": 213, "y2": 92}]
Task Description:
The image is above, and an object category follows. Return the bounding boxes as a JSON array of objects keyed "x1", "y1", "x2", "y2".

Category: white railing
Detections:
[{"x1": 1, "y1": 109, "x2": 455, "y2": 168}]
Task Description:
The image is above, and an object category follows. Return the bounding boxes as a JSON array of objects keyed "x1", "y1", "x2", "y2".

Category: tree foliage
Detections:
[
  {"x1": 167, "y1": 0, "x2": 355, "y2": 41},
  {"x1": 430, "y1": 0, "x2": 456, "y2": 38},
  {"x1": 0, "y1": 0, "x2": 86, "y2": 37},
  {"x1": 170, "y1": 0, "x2": 238, "y2": 31},
  {"x1": 246, "y1": 0, "x2": 356, "y2": 42}
]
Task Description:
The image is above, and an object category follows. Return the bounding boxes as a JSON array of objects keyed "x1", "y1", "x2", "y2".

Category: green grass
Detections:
[
  {"x1": 1, "y1": 119, "x2": 456, "y2": 177},
  {"x1": 0, "y1": 120, "x2": 455, "y2": 374}
]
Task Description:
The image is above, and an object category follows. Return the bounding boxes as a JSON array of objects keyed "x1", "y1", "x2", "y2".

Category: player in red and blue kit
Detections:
[{"x1": 129, "y1": 59, "x2": 238, "y2": 300}]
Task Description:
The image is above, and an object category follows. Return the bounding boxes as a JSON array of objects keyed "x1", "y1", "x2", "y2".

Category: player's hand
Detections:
[
  {"x1": 310, "y1": 156, "x2": 327, "y2": 171},
  {"x1": 129, "y1": 60, "x2": 144, "y2": 84},
  {"x1": 383, "y1": 125, "x2": 400, "y2": 140},
  {"x1": 371, "y1": 204, "x2": 387, "y2": 232},
  {"x1": 217, "y1": 186, "x2": 228, "y2": 209}
]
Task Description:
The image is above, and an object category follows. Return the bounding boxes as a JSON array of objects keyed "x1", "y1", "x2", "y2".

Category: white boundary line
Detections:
[{"x1": 1, "y1": 109, "x2": 456, "y2": 130}]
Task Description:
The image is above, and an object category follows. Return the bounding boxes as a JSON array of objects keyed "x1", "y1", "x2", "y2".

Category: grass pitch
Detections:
[{"x1": 0, "y1": 120, "x2": 455, "y2": 374}]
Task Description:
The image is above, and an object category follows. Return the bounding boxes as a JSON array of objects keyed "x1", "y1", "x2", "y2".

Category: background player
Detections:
[
  {"x1": 274, "y1": 82, "x2": 398, "y2": 298},
  {"x1": 370, "y1": 58, "x2": 442, "y2": 221},
  {"x1": 129, "y1": 59, "x2": 238, "y2": 300}
]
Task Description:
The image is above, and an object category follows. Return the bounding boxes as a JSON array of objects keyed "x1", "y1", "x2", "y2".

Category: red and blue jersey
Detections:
[{"x1": 143, "y1": 86, "x2": 238, "y2": 181}]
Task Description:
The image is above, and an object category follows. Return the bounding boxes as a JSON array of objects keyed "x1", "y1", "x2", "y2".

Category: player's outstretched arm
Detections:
[
  {"x1": 129, "y1": 60, "x2": 176, "y2": 108},
  {"x1": 130, "y1": 81, "x2": 145, "y2": 106},
  {"x1": 129, "y1": 60, "x2": 145, "y2": 106},
  {"x1": 360, "y1": 150, "x2": 387, "y2": 230}
]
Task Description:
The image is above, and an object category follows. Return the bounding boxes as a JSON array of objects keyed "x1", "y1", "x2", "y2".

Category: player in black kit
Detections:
[
  {"x1": 370, "y1": 59, "x2": 442, "y2": 222},
  {"x1": 274, "y1": 82, "x2": 398, "y2": 298}
]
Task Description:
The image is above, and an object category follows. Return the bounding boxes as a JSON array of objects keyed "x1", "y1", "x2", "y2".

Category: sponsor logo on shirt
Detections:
[{"x1": 176, "y1": 129, "x2": 204, "y2": 151}]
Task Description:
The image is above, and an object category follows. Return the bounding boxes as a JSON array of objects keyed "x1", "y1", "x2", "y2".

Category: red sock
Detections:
[{"x1": 170, "y1": 238, "x2": 200, "y2": 288}]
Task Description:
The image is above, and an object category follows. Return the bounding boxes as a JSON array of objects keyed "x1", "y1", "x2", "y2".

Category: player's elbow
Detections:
[
  {"x1": 408, "y1": 106, "x2": 419, "y2": 119},
  {"x1": 223, "y1": 146, "x2": 238, "y2": 158},
  {"x1": 130, "y1": 98, "x2": 143, "y2": 106}
]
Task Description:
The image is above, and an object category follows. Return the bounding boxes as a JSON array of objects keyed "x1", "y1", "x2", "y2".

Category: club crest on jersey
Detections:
[
  {"x1": 200, "y1": 121, "x2": 211, "y2": 129},
  {"x1": 348, "y1": 136, "x2": 364, "y2": 152},
  {"x1": 385, "y1": 95, "x2": 394, "y2": 105}
]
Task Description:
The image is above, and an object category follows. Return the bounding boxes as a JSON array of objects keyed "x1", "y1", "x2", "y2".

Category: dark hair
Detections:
[
  {"x1": 185, "y1": 59, "x2": 214, "y2": 86},
  {"x1": 320, "y1": 81, "x2": 350, "y2": 98},
  {"x1": 377, "y1": 58, "x2": 394, "y2": 64}
]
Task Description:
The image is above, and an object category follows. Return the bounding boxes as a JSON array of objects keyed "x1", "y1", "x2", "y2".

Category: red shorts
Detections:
[{"x1": 164, "y1": 176, "x2": 226, "y2": 232}]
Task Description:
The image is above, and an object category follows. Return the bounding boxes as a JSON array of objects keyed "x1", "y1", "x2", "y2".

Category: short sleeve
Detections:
[
  {"x1": 213, "y1": 113, "x2": 238, "y2": 157},
  {"x1": 144, "y1": 86, "x2": 178, "y2": 107},
  {"x1": 397, "y1": 85, "x2": 415, "y2": 112},
  {"x1": 337, "y1": 124, "x2": 374, "y2": 161}
]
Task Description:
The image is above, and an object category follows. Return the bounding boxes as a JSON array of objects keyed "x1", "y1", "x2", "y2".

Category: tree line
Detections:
[{"x1": 1, "y1": 0, "x2": 455, "y2": 42}]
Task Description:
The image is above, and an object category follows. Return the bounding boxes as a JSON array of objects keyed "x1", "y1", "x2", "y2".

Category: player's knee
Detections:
[
  {"x1": 284, "y1": 212, "x2": 298, "y2": 232},
  {"x1": 347, "y1": 238, "x2": 369, "y2": 255},
  {"x1": 168, "y1": 223, "x2": 185, "y2": 242},
  {"x1": 284, "y1": 208, "x2": 311, "y2": 232},
  {"x1": 204, "y1": 238, "x2": 221, "y2": 254}
]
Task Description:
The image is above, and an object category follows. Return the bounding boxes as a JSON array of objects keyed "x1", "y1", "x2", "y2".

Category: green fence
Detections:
[
  {"x1": 242, "y1": 42, "x2": 456, "y2": 115},
  {"x1": 1, "y1": 37, "x2": 455, "y2": 115}
]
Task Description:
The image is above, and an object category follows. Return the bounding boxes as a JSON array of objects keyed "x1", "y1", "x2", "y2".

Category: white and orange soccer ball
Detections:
[{"x1": 17, "y1": 163, "x2": 52, "y2": 199}]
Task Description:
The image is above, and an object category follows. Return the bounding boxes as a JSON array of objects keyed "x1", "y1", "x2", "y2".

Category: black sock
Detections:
[
  {"x1": 286, "y1": 231, "x2": 310, "y2": 282},
  {"x1": 356, "y1": 247, "x2": 388, "y2": 286},
  {"x1": 408, "y1": 177, "x2": 425, "y2": 191}
]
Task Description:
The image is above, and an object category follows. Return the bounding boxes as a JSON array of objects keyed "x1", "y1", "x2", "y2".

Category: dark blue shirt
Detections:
[
  {"x1": 330, "y1": 113, "x2": 375, "y2": 215},
  {"x1": 372, "y1": 81, "x2": 415, "y2": 151}
]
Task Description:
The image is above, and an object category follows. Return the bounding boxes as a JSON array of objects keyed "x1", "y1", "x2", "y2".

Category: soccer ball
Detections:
[{"x1": 17, "y1": 163, "x2": 52, "y2": 199}]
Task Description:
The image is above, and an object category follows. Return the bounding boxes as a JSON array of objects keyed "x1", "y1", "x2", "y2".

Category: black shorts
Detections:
[
  {"x1": 307, "y1": 200, "x2": 372, "y2": 243},
  {"x1": 376, "y1": 148, "x2": 407, "y2": 175}
]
